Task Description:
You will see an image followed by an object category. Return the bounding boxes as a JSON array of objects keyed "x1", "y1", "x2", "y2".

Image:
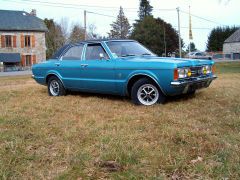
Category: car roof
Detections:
[
  {"x1": 76, "y1": 39, "x2": 136, "y2": 44},
  {"x1": 51, "y1": 39, "x2": 136, "y2": 59}
]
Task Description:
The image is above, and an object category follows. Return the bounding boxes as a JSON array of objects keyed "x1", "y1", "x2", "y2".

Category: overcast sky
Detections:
[{"x1": 1, "y1": 0, "x2": 239, "y2": 51}]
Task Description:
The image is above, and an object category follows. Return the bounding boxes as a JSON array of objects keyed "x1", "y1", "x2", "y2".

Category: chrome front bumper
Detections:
[{"x1": 171, "y1": 75, "x2": 217, "y2": 87}]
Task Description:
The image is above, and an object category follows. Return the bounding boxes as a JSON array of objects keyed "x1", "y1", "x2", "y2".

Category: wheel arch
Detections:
[
  {"x1": 45, "y1": 72, "x2": 65, "y2": 88},
  {"x1": 126, "y1": 73, "x2": 166, "y2": 96}
]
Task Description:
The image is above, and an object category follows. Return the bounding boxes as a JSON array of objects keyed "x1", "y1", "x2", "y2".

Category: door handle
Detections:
[
  {"x1": 81, "y1": 64, "x2": 88, "y2": 67},
  {"x1": 55, "y1": 63, "x2": 60, "y2": 66}
]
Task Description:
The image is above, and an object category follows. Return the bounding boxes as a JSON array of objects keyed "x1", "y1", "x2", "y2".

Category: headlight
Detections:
[
  {"x1": 202, "y1": 65, "x2": 212, "y2": 75},
  {"x1": 174, "y1": 68, "x2": 191, "y2": 80},
  {"x1": 178, "y1": 68, "x2": 186, "y2": 78}
]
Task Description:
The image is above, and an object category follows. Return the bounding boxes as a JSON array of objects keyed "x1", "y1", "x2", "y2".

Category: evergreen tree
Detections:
[
  {"x1": 44, "y1": 19, "x2": 66, "y2": 59},
  {"x1": 131, "y1": 16, "x2": 182, "y2": 56},
  {"x1": 138, "y1": 0, "x2": 153, "y2": 20},
  {"x1": 69, "y1": 24, "x2": 85, "y2": 43},
  {"x1": 108, "y1": 6, "x2": 131, "y2": 39},
  {"x1": 206, "y1": 26, "x2": 238, "y2": 52},
  {"x1": 186, "y1": 42, "x2": 197, "y2": 52}
]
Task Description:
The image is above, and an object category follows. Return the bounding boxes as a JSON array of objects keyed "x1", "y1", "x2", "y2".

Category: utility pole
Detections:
[
  {"x1": 176, "y1": 7, "x2": 182, "y2": 58},
  {"x1": 189, "y1": 5, "x2": 193, "y2": 56},
  {"x1": 84, "y1": 10, "x2": 87, "y2": 40}
]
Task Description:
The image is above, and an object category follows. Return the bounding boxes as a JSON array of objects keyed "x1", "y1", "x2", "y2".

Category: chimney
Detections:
[{"x1": 30, "y1": 9, "x2": 36, "y2": 16}]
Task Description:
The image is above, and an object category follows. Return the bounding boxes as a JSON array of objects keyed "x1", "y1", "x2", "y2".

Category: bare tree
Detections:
[
  {"x1": 87, "y1": 24, "x2": 99, "y2": 39},
  {"x1": 69, "y1": 23, "x2": 85, "y2": 43},
  {"x1": 59, "y1": 17, "x2": 69, "y2": 39}
]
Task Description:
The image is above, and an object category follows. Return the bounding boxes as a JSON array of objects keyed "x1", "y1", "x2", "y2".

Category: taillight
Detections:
[{"x1": 174, "y1": 69, "x2": 179, "y2": 80}]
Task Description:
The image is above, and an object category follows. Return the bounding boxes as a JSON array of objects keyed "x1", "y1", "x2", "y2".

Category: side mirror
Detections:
[{"x1": 99, "y1": 53, "x2": 104, "y2": 60}]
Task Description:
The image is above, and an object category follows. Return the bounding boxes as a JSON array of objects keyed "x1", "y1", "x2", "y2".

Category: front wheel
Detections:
[
  {"x1": 48, "y1": 76, "x2": 66, "y2": 96},
  {"x1": 187, "y1": 89, "x2": 196, "y2": 95},
  {"x1": 131, "y1": 78, "x2": 165, "y2": 106}
]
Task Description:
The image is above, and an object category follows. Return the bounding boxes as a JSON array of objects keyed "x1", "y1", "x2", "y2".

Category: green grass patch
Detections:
[{"x1": 215, "y1": 61, "x2": 240, "y2": 74}]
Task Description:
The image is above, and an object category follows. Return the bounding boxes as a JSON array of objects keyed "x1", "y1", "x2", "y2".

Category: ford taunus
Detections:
[{"x1": 32, "y1": 40, "x2": 217, "y2": 106}]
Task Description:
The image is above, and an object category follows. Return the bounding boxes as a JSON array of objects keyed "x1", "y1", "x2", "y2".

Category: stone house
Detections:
[
  {"x1": 223, "y1": 28, "x2": 240, "y2": 60},
  {"x1": 0, "y1": 9, "x2": 48, "y2": 72}
]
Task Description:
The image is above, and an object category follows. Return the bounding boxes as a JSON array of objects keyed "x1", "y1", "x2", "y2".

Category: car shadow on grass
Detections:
[
  {"x1": 67, "y1": 90, "x2": 129, "y2": 102},
  {"x1": 67, "y1": 90, "x2": 200, "y2": 105},
  {"x1": 40, "y1": 88, "x2": 201, "y2": 105},
  {"x1": 165, "y1": 92, "x2": 202, "y2": 104}
]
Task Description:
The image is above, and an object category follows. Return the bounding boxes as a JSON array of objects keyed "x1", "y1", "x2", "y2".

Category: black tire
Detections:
[
  {"x1": 47, "y1": 76, "x2": 66, "y2": 96},
  {"x1": 187, "y1": 89, "x2": 196, "y2": 95},
  {"x1": 131, "y1": 78, "x2": 166, "y2": 105}
]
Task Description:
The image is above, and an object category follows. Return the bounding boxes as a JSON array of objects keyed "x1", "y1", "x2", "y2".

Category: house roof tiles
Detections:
[
  {"x1": 225, "y1": 28, "x2": 240, "y2": 43},
  {"x1": 0, "y1": 9, "x2": 47, "y2": 32}
]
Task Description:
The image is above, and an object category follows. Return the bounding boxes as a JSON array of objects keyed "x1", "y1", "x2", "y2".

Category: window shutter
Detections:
[
  {"x1": 21, "y1": 55, "x2": 26, "y2": 66},
  {"x1": 21, "y1": 34, "x2": 24, "y2": 48},
  {"x1": 1, "y1": 35, "x2": 5, "y2": 48},
  {"x1": 31, "y1": 35, "x2": 35, "y2": 47},
  {"x1": 32, "y1": 55, "x2": 36, "y2": 64},
  {"x1": 13, "y1": 35, "x2": 17, "y2": 48}
]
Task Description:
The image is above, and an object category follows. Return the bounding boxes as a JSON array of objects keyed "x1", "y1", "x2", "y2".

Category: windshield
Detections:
[{"x1": 106, "y1": 41, "x2": 155, "y2": 57}]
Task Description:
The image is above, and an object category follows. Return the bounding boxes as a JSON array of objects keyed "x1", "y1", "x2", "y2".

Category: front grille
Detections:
[{"x1": 190, "y1": 66, "x2": 202, "y2": 77}]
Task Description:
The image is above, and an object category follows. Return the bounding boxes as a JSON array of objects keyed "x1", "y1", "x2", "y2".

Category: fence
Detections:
[
  {"x1": 0, "y1": 65, "x2": 32, "y2": 72},
  {"x1": 208, "y1": 52, "x2": 240, "y2": 60}
]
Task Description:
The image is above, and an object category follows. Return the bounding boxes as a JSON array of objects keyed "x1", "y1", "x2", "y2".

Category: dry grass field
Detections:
[{"x1": 0, "y1": 62, "x2": 240, "y2": 179}]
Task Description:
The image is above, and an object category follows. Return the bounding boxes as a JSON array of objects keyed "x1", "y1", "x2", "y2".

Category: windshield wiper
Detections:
[{"x1": 121, "y1": 54, "x2": 136, "y2": 57}]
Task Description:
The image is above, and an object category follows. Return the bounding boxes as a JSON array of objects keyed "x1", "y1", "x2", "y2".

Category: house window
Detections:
[
  {"x1": 5, "y1": 35, "x2": 12, "y2": 47},
  {"x1": 25, "y1": 35, "x2": 31, "y2": 47},
  {"x1": 25, "y1": 55, "x2": 32, "y2": 66}
]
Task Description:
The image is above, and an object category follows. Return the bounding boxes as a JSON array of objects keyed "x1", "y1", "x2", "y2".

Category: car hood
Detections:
[{"x1": 120, "y1": 56, "x2": 214, "y2": 67}]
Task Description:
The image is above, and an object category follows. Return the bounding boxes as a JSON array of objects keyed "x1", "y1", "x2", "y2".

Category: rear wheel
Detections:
[
  {"x1": 131, "y1": 78, "x2": 165, "y2": 105},
  {"x1": 48, "y1": 76, "x2": 66, "y2": 96}
]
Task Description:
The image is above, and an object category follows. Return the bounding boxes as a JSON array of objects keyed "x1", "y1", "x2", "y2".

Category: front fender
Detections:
[{"x1": 125, "y1": 70, "x2": 167, "y2": 95}]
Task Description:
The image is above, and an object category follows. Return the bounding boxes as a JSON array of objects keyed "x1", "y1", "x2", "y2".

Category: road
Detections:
[{"x1": 0, "y1": 70, "x2": 32, "y2": 77}]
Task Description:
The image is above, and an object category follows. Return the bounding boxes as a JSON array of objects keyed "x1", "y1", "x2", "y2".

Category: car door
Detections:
[
  {"x1": 56, "y1": 44, "x2": 85, "y2": 89},
  {"x1": 80, "y1": 43, "x2": 117, "y2": 93}
]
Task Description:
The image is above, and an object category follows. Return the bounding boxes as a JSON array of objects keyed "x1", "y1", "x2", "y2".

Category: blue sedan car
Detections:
[{"x1": 32, "y1": 39, "x2": 217, "y2": 106}]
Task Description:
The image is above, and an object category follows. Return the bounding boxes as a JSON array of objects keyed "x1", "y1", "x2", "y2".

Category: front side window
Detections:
[
  {"x1": 106, "y1": 41, "x2": 155, "y2": 58},
  {"x1": 25, "y1": 35, "x2": 31, "y2": 47},
  {"x1": 62, "y1": 45, "x2": 83, "y2": 60},
  {"x1": 5, "y1": 35, "x2": 12, "y2": 47},
  {"x1": 85, "y1": 43, "x2": 109, "y2": 60}
]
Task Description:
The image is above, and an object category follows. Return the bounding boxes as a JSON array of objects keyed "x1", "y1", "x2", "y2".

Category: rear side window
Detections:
[
  {"x1": 62, "y1": 45, "x2": 83, "y2": 60},
  {"x1": 85, "y1": 43, "x2": 109, "y2": 60}
]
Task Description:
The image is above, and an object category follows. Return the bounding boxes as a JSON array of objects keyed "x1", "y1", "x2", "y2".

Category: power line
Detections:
[
  {"x1": 86, "y1": 11, "x2": 136, "y2": 22},
  {"x1": 6, "y1": 0, "x2": 86, "y2": 11},
  {"x1": 4, "y1": 0, "x2": 222, "y2": 29},
  {"x1": 174, "y1": 26, "x2": 212, "y2": 30},
  {"x1": 180, "y1": 9, "x2": 226, "y2": 26},
  {"x1": 6, "y1": 0, "x2": 175, "y2": 11}
]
